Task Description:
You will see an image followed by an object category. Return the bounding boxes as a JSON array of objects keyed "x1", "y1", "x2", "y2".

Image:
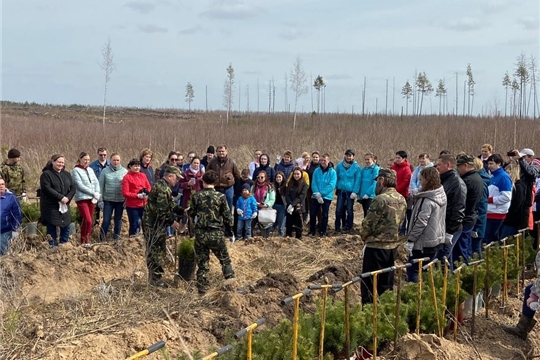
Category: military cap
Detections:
[
  {"x1": 375, "y1": 168, "x2": 396, "y2": 181},
  {"x1": 164, "y1": 166, "x2": 182, "y2": 178},
  {"x1": 456, "y1": 154, "x2": 475, "y2": 166}
]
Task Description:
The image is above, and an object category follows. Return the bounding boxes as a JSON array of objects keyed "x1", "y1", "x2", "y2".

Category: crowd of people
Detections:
[{"x1": 0, "y1": 143, "x2": 539, "y2": 336}]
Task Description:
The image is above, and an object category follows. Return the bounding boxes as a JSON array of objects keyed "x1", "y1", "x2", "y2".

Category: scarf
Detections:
[
  {"x1": 188, "y1": 165, "x2": 200, "y2": 174},
  {"x1": 343, "y1": 160, "x2": 353, "y2": 169},
  {"x1": 254, "y1": 182, "x2": 268, "y2": 203}
]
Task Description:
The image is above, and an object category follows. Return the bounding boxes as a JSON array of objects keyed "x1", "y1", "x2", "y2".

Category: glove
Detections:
[
  {"x1": 275, "y1": 155, "x2": 281, "y2": 163},
  {"x1": 317, "y1": 197, "x2": 324, "y2": 204},
  {"x1": 230, "y1": 235, "x2": 236, "y2": 244},
  {"x1": 361, "y1": 245, "x2": 367, "y2": 257},
  {"x1": 471, "y1": 231, "x2": 479, "y2": 238},
  {"x1": 21, "y1": 193, "x2": 27, "y2": 202},
  {"x1": 237, "y1": 209, "x2": 243, "y2": 216},
  {"x1": 98, "y1": 201, "x2": 104, "y2": 209},
  {"x1": 404, "y1": 242, "x2": 414, "y2": 256},
  {"x1": 362, "y1": 195, "x2": 369, "y2": 200},
  {"x1": 137, "y1": 193, "x2": 145, "y2": 199},
  {"x1": 350, "y1": 193, "x2": 358, "y2": 200},
  {"x1": 287, "y1": 205, "x2": 294, "y2": 214},
  {"x1": 12, "y1": 231, "x2": 19, "y2": 238},
  {"x1": 251, "y1": 212, "x2": 258, "y2": 219},
  {"x1": 314, "y1": 192, "x2": 322, "y2": 200},
  {"x1": 445, "y1": 233, "x2": 453, "y2": 245},
  {"x1": 91, "y1": 197, "x2": 98, "y2": 204},
  {"x1": 93, "y1": 192, "x2": 101, "y2": 199}
]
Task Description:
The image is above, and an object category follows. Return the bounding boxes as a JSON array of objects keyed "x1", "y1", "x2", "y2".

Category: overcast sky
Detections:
[{"x1": 2, "y1": 0, "x2": 539, "y2": 115}]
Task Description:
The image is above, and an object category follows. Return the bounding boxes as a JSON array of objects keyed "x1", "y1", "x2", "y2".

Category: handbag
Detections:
[{"x1": 258, "y1": 208, "x2": 277, "y2": 228}]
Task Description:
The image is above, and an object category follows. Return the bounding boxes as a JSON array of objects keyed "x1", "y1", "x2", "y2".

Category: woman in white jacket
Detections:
[
  {"x1": 72, "y1": 152, "x2": 100, "y2": 246},
  {"x1": 405, "y1": 167, "x2": 447, "y2": 283}
]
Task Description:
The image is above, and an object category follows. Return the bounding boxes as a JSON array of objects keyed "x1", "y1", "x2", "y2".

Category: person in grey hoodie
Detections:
[
  {"x1": 99, "y1": 153, "x2": 128, "y2": 240},
  {"x1": 405, "y1": 167, "x2": 447, "y2": 282}
]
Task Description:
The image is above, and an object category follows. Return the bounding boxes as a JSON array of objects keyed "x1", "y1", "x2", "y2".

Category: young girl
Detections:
[
  {"x1": 235, "y1": 184, "x2": 258, "y2": 240},
  {"x1": 285, "y1": 167, "x2": 308, "y2": 239},
  {"x1": 272, "y1": 171, "x2": 287, "y2": 237},
  {"x1": 251, "y1": 170, "x2": 275, "y2": 237}
]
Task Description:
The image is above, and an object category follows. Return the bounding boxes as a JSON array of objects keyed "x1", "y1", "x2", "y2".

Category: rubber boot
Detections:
[
  {"x1": 502, "y1": 315, "x2": 537, "y2": 340},
  {"x1": 222, "y1": 263, "x2": 235, "y2": 279}
]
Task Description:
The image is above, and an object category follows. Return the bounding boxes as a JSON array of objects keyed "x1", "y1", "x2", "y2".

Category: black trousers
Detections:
[
  {"x1": 361, "y1": 247, "x2": 397, "y2": 304},
  {"x1": 286, "y1": 211, "x2": 303, "y2": 239}
]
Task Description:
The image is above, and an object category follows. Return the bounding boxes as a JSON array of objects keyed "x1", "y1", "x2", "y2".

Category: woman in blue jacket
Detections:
[
  {"x1": 358, "y1": 153, "x2": 380, "y2": 217},
  {"x1": 0, "y1": 178, "x2": 22, "y2": 255}
]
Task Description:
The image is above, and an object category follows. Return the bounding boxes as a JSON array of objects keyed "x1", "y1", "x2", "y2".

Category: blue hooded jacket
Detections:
[
  {"x1": 0, "y1": 190, "x2": 22, "y2": 233},
  {"x1": 236, "y1": 195, "x2": 258, "y2": 220},
  {"x1": 359, "y1": 164, "x2": 380, "y2": 199},
  {"x1": 335, "y1": 160, "x2": 361, "y2": 193},
  {"x1": 311, "y1": 166, "x2": 337, "y2": 200},
  {"x1": 473, "y1": 168, "x2": 490, "y2": 238}
]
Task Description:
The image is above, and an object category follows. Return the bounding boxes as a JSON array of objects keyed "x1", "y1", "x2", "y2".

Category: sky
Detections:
[{"x1": 2, "y1": 0, "x2": 539, "y2": 115}]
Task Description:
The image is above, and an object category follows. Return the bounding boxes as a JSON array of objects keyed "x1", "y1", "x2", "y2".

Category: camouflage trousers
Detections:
[
  {"x1": 195, "y1": 229, "x2": 235, "y2": 291},
  {"x1": 143, "y1": 222, "x2": 167, "y2": 281}
]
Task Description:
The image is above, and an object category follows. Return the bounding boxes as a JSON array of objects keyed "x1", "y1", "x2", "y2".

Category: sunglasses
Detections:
[{"x1": 170, "y1": 158, "x2": 178, "y2": 161}]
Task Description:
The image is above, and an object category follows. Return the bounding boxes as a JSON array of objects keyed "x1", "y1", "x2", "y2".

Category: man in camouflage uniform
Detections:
[
  {"x1": 1, "y1": 149, "x2": 26, "y2": 199},
  {"x1": 143, "y1": 166, "x2": 184, "y2": 287},
  {"x1": 188, "y1": 170, "x2": 235, "y2": 295},
  {"x1": 360, "y1": 168, "x2": 406, "y2": 304}
]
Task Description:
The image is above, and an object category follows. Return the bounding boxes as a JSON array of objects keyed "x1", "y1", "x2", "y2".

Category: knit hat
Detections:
[
  {"x1": 242, "y1": 183, "x2": 251, "y2": 192},
  {"x1": 206, "y1": 146, "x2": 215, "y2": 154},
  {"x1": 7, "y1": 148, "x2": 21, "y2": 159},
  {"x1": 375, "y1": 168, "x2": 396, "y2": 181},
  {"x1": 344, "y1": 149, "x2": 355, "y2": 156}
]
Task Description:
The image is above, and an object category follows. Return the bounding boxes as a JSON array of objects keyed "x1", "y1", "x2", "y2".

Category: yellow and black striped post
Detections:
[
  {"x1": 126, "y1": 341, "x2": 166, "y2": 360},
  {"x1": 281, "y1": 289, "x2": 312, "y2": 360},
  {"x1": 200, "y1": 345, "x2": 233, "y2": 360},
  {"x1": 234, "y1": 318, "x2": 266, "y2": 360},
  {"x1": 422, "y1": 258, "x2": 441, "y2": 337}
]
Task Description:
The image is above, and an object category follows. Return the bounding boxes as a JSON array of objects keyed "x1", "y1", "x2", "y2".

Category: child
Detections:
[
  {"x1": 233, "y1": 169, "x2": 254, "y2": 236},
  {"x1": 235, "y1": 184, "x2": 258, "y2": 240}
]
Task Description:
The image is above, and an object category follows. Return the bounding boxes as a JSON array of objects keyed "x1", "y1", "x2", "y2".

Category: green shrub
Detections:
[
  {"x1": 177, "y1": 238, "x2": 195, "y2": 260},
  {"x1": 21, "y1": 202, "x2": 40, "y2": 223}
]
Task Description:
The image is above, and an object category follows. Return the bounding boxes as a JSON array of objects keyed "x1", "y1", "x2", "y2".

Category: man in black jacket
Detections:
[
  {"x1": 436, "y1": 154, "x2": 467, "y2": 268},
  {"x1": 455, "y1": 154, "x2": 484, "y2": 263},
  {"x1": 510, "y1": 148, "x2": 539, "y2": 222}
]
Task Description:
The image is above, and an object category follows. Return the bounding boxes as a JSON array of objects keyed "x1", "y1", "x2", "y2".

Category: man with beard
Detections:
[{"x1": 360, "y1": 169, "x2": 407, "y2": 304}]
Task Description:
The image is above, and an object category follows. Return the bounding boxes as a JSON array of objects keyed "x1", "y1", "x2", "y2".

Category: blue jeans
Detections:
[
  {"x1": 126, "y1": 207, "x2": 144, "y2": 236},
  {"x1": 101, "y1": 201, "x2": 124, "y2": 240},
  {"x1": 335, "y1": 190, "x2": 354, "y2": 231},
  {"x1": 0, "y1": 232, "x2": 13, "y2": 255},
  {"x1": 471, "y1": 237, "x2": 483, "y2": 258},
  {"x1": 46, "y1": 224, "x2": 70, "y2": 246},
  {"x1": 453, "y1": 226, "x2": 473, "y2": 264},
  {"x1": 436, "y1": 229, "x2": 463, "y2": 269},
  {"x1": 272, "y1": 204, "x2": 286, "y2": 236},
  {"x1": 407, "y1": 248, "x2": 438, "y2": 283},
  {"x1": 237, "y1": 218, "x2": 252, "y2": 239},
  {"x1": 499, "y1": 224, "x2": 518, "y2": 240},
  {"x1": 217, "y1": 186, "x2": 234, "y2": 212},
  {"x1": 484, "y1": 218, "x2": 504, "y2": 243},
  {"x1": 524, "y1": 284, "x2": 536, "y2": 319},
  {"x1": 310, "y1": 198, "x2": 331, "y2": 236}
]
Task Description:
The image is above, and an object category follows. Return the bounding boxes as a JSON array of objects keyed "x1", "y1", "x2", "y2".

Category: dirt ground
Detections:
[{"x1": 1, "y1": 213, "x2": 539, "y2": 359}]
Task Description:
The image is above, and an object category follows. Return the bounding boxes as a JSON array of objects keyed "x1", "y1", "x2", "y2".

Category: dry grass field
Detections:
[{"x1": 1, "y1": 102, "x2": 539, "y2": 359}]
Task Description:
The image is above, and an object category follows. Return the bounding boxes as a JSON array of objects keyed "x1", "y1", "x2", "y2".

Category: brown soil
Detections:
[{"x1": 1, "y1": 227, "x2": 539, "y2": 360}]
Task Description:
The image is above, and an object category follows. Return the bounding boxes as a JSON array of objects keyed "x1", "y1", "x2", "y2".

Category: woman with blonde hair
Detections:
[
  {"x1": 72, "y1": 152, "x2": 101, "y2": 246},
  {"x1": 139, "y1": 148, "x2": 155, "y2": 186},
  {"x1": 499, "y1": 160, "x2": 527, "y2": 239}
]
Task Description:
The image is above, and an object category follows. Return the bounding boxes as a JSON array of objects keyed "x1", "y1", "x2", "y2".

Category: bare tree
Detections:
[
  {"x1": 466, "y1": 63, "x2": 475, "y2": 116},
  {"x1": 415, "y1": 72, "x2": 433, "y2": 116},
  {"x1": 401, "y1": 80, "x2": 413, "y2": 115},
  {"x1": 245, "y1": 83, "x2": 250, "y2": 113},
  {"x1": 502, "y1": 72, "x2": 511, "y2": 117},
  {"x1": 529, "y1": 55, "x2": 539, "y2": 119},
  {"x1": 283, "y1": 73, "x2": 288, "y2": 112},
  {"x1": 185, "y1": 82, "x2": 194, "y2": 111},
  {"x1": 361, "y1": 76, "x2": 367, "y2": 115},
  {"x1": 511, "y1": 78, "x2": 520, "y2": 116},
  {"x1": 100, "y1": 38, "x2": 115, "y2": 127},
  {"x1": 223, "y1": 63, "x2": 234, "y2": 124},
  {"x1": 435, "y1": 79, "x2": 447, "y2": 115},
  {"x1": 290, "y1": 57, "x2": 308, "y2": 129},
  {"x1": 515, "y1": 52, "x2": 529, "y2": 118}
]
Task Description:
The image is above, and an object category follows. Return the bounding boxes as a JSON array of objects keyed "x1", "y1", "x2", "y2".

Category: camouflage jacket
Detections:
[
  {"x1": 188, "y1": 187, "x2": 232, "y2": 231},
  {"x1": 143, "y1": 179, "x2": 182, "y2": 228},
  {"x1": 361, "y1": 187, "x2": 407, "y2": 249},
  {"x1": 1, "y1": 161, "x2": 26, "y2": 196}
]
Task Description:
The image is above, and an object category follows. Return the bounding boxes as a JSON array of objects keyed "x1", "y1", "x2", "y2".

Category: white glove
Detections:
[
  {"x1": 93, "y1": 192, "x2": 101, "y2": 199},
  {"x1": 230, "y1": 235, "x2": 236, "y2": 243},
  {"x1": 251, "y1": 212, "x2": 258, "y2": 219},
  {"x1": 237, "y1": 209, "x2": 244, "y2": 216},
  {"x1": 350, "y1": 193, "x2": 358, "y2": 200},
  {"x1": 362, "y1": 244, "x2": 367, "y2": 257},
  {"x1": 137, "y1": 193, "x2": 145, "y2": 199},
  {"x1": 21, "y1": 193, "x2": 27, "y2": 202},
  {"x1": 12, "y1": 231, "x2": 19, "y2": 238},
  {"x1": 362, "y1": 195, "x2": 369, "y2": 200},
  {"x1": 317, "y1": 197, "x2": 324, "y2": 204},
  {"x1": 445, "y1": 233, "x2": 453, "y2": 245},
  {"x1": 275, "y1": 155, "x2": 281, "y2": 163},
  {"x1": 404, "y1": 242, "x2": 414, "y2": 256},
  {"x1": 314, "y1": 192, "x2": 322, "y2": 200},
  {"x1": 287, "y1": 205, "x2": 294, "y2": 214},
  {"x1": 471, "y1": 231, "x2": 478, "y2": 238},
  {"x1": 410, "y1": 188, "x2": 418, "y2": 196},
  {"x1": 91, "y1": 197, "x2": 98, "y2": 204}
]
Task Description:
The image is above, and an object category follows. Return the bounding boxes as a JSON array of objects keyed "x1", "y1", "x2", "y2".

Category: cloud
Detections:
[
  {"x1": 446, "y1": 17, "x2": 485, "y2": 32},
  {"x1": 138, "y1": 24, "x2": 168, "y2": 33},
  {"x1": 278, "y1": 27, "x2": 302, "y2": 41},
  {"x1": 124, "y1": 1, "x2": 155, "y2": 14},
  {"x1": 199, "y1": 0, "x2": 258, "y2": 20},
  {"x1": 178, "y1": 25, "x2": 204, "y2": 35},
  {"x1": 473, "y1": 0, "x2": 509, "y2": 14},
  {"x1": 521, "y1": 16, "x2": 539, "y2": 31}
]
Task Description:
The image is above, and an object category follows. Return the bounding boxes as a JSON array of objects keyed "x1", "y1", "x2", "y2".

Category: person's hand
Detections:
[
  {"x1": 98, "y1": 201, "x2": 104, "y2": 209},
  {"x1": 350, "y1": 193, "x2": 358, "y2": 200},
  {"x1": 12, "y1": 231, "x2": 19, "y2": 238},
  {"x1": 275, "y1": 155, "x2": 281, "y2": 163},
  {"x1": 61, "y1": 196, "x2": 69, "y2": 204},
  {"x1": 404, "y1": 242, "x2": 414, "y2": 256},
  {"x1": 362, "y1": 195, "x2": 369, "y2": 200},
  {"x1": 230, "y1": 235, "x2": 236, "y2": 243},
  {"x1": 189, "y1": 178, "x2": 196, "y2": 185},
  {"x1": 317, "y1": 197, "x2": 324, "y2": 204},
  {"x1": 287, "y1": 205, "x2": 294, "y2": 214},
  {"x1": 171, "y1": 221, "x2": 180, "y2": 231},
  {"x1": 93, "y1": 192, "x2": 101, "y2": 199},
  {"x1": 21, "y1": 193, "x2": 27, "y2": 203},
  {"x1": 237, "y1": 209, "x2": 243, "y2": 216},
  {"x1": 137, "y1": 193, "x2": 145, "y2": 199},
  {"x1": 526, "y1": 297, "x2": 534, "y2": 308},
  {"x1": 471, "y1": 231, "x2": 479, "y2": 238},
  {"x1": 445, "y1": 233, "x2": 453, "y2": 245},
  {"x1": 252, "y1": 212, "x2": 258, "y2": 219}
]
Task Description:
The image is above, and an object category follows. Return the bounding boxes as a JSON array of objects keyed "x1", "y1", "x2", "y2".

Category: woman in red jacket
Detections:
[
  {"x1": 122, "y1": 159, "x2": 151, "y2": 236},
  {"x1": 178, "y1": 156, "x2": 203, "y2": 208},
  {"x1": 391, "y1": 150, "x2": 412, "y2": 234}
]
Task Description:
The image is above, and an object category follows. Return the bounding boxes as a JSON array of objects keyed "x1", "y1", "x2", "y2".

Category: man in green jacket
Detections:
[
  {"x1": 143, "y1": 166, "x2": 184, "y2": 287},
  {"x1": 1, "y1": 148, "x2": 26, "y2": 199},
  {"x1": 188, "y1": 170, "x2": 235, "y2": 295}
]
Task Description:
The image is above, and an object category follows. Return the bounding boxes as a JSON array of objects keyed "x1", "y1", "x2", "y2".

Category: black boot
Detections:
[{"x1": 502, "y1": 315, "x2": 537, "y2": 340}]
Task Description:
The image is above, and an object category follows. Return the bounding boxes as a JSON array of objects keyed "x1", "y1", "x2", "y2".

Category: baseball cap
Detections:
[
  {"x1": 519, "y1": 148, "x2": 535, "y2": 157},
  {"x1": 456, "y1": 154, "x2": 475, "y2": 166},
  {"x1": 164, "y1": 166, "x2": 183, "y2": 178},
  {"x1": 345, "y1": 149, "x2": 355, "y2": 156}
]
